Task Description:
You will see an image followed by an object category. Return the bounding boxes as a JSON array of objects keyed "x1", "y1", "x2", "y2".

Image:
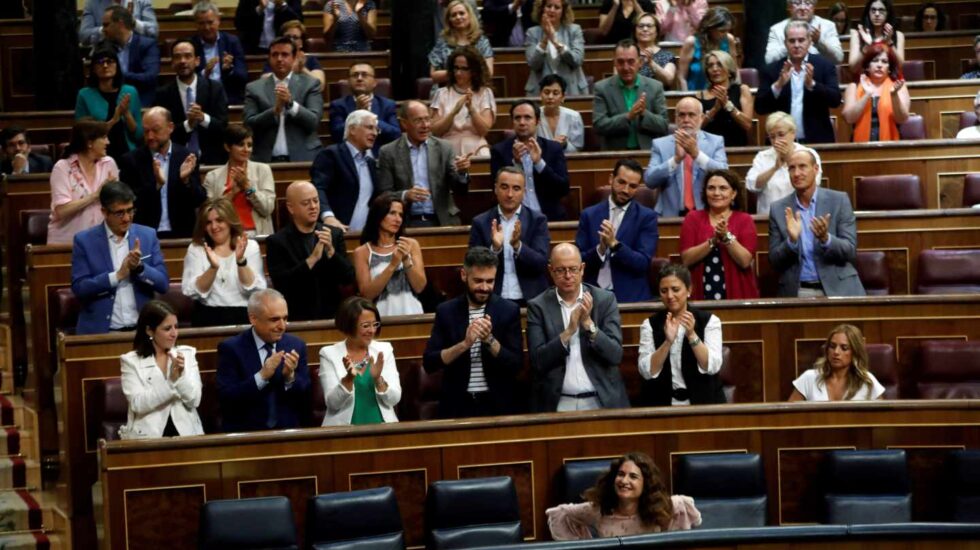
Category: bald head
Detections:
[
  {"x1": 550, "y1": 242, "x2": 582, "y2": 264},
  {"x1": 286, "y1": 180, "x2": 316, "y2": 202},
  {"x1": 675, "y1": 97, "x2": 704, "y2": 132},
  {"x1": 549, "y1": 243, "x2": 584, "y2": 297},
  {"x1": 142, "y1": 106, "x2": 174, "y2": 154},
  {"x1": 285, "y1": 180, "x2": 321, "y2": 229}
]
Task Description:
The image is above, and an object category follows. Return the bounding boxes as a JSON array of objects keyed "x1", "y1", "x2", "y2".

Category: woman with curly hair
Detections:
[
  {"x1": 789, "y1": 324, "x2": 885, "y2": 401},
  {"x1": 547, "y1": 452, "x2": 701, "y2": 539},
  {"x1": 430, "y1": 45, "x2": 496, "y2": 158}
]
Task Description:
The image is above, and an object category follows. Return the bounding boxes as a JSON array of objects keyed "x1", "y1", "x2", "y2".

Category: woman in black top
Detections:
[
  {"x1": 697, "y1": 49, "x2": 753, "y2": 147},
  {"x1": 597, "y1": 0, "x2": 655, "y2": 45}
]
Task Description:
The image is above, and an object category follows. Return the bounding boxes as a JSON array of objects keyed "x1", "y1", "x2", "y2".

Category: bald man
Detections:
[
  {"x1": 265, "y1": 181, "x2": 355, "y2": 321},
  {"x1": 118, "y1": 106, "x2": 205, "y2": 238},
  {"x1": 526, "y1": 243, "x2": 628, "y2": 413},
  {"x1": 643, "y1": 97, "x2": 728, "y2": 218}
]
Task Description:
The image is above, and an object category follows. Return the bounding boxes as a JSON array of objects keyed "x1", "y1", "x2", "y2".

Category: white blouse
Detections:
[
  {"x1": 180, "y1": 239, "x2": 267, "y2": 307},
  {"x1": 745, "y1": 144, "x2": 822, "y2": 216},
  {"x1": 537, "y1": 106, "x2": 585, "y2": 153},
  {"x1": 637, "y1": 315, "x2": 723, "y2": 405},
  {"x1": 792, "y1": 368, "x2": 885, "y2": 401}
]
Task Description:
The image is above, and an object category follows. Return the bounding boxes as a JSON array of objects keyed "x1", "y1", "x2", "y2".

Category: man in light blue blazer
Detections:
[
  {"x1": 71, "y1": 181, "x2": 169, "y2": 335},
  {"x1": 644, "y1": 97, "x2": 728, "y2": 218}
]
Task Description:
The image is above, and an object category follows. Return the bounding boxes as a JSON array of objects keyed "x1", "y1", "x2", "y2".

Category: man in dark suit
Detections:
[
  {"x1": 482, "y1": 0, "x2": 534, "y2": 47},
  {"x1": 101, "y1": 5, "x2": 160, "y2": 106},
  {"x1": 310, "y1": 110, "x2": 379, "y2": 232},
  {"x1": 1, "y1": 126, "x2": 53, "y2": 175},
  {"x1": 756, "y1": 21, "x2": 841, "y2": 144},
  {"x1": 266, "y1": 181, "x2": 355, "y2": 321},
  {"x1": 490, "y1": 100, "x2": 570, "y2": 221},
  {"x1": 118, "y1": 107, "x2": 206, "y2": 239},
  {"x1": 577, "y1": 158, "x2": 659, "y2": 303},
  {"x1": 217, "y1": 288, "x2": 312, "y2": 432},
  {"x1": 422, "y1": 247, "x2": 524, "y2": 418},
  {"x1": 593, "y1": 39, "x2": 669, "y2": 151},
  {"x1": 376, "y1": 100, "x2": 470, "y2": 228},
  {"x1": 329, "y1": 62, "x2": 400, "y2": 155},
  {"x1": 71, "y1": 181, "x2": 169, "y2": 335},
  {"x1": 191, "y1": 1, "x2": 248, "y2": 105},
  {"x1": 235, "y1": 0, "x2": 303, "y2": 55},
  {"x1": 469, "y1": 167, "x2": 551, "y2": 305},
  {"x1": 527, "y1": 243, "x2": 628, "y2": 413},
  {"x1": 154, "y1": 40, "x2": 229, "y2": 166}
]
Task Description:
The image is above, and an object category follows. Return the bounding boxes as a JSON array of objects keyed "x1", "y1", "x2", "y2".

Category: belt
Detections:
[
  {"x1": 799, "y1": 281, "x2": 823, "y2": 290},
  {"x1": 671, "y1": 387, "x2": 690, "y2": 402},
  {"x1": 561, "y1": 391, "x2": 597, "y2": 399},
  {"x1": 110, "y1": 326, "x2": 136, "y2": 332},
  {"x1": 271, "y1": 155, "x2": 290, "y2": 162},
  {"x1": 409, "y1": 213, "x2": 435, "y2": 221}
]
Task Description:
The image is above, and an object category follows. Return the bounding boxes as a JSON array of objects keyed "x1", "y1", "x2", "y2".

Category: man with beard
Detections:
[
  {"x1": 422, "y1": 247, "x2": 524, "y2": 418},
  {"x1": 154, "y1": 39, "x2": 229, "y2": 165},
  {"x1": 328, "y1": 63, "x2": 400, "y2": 155}
]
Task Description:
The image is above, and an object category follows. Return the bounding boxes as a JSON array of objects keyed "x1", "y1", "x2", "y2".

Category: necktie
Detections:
[
  {"x1": 261, "y1": 342, "x2": 278, "y2": 428},
  {"x1": 597, "y1": 205, "x2": 621, "y2": 291},
  {"x1": 683, "y1": 154, "x2": 695, "y2": 212},
  {"x1": 185, "y1": 86, "x2": 200, "y2": 156},
  {"x1": 520, "y1": 152, "x2": 542, "y2": 212}
]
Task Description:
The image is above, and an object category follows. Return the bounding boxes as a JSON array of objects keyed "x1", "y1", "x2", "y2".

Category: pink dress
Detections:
[
  {"x1": 47, "y1": 154, "x2": 118, "y2": 245},
  {"x1": 655, "y1": 0, "x2": 708, "y2": 42},
  {"x1": 430, "y1": 86, "x2": 496, "y2": 158},
  {"x1": 546, "y1": 495, "x2": 702, "y2": 540}
]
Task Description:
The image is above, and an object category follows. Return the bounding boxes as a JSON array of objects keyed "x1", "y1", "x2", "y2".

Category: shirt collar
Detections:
[
  {"x1": 497, "y1": 205, "x2": 521, "y2": 221},
  {"x1": 252, "y1": 328, "x2": 275, "y2": 350},
  {"x1": 795, "y1": 185, "x2": 819, "y2": 210},
  {"x1": 104, "y1": 221, "x2": 128, "y2": 243},
  {"x1": 408, "y1": 139, "x2": 427, "y2": 152},
  {"x1": 153, "y1": 141, "x2": 173, "y2": 160},
  {"x1": 177, "y1": 75, "x2": 198, "y2": 93},
  {"x1": 274, "y1": 72, "x2": 293, "y2": 86},
  {"x1": 616, "y1": 75, "x2": 638, "y2": 90},
  {"x1": 556, "y1": 284, "x2": 584, "y2": 308},
  {"x1": 607, "y1": 196, "x2": 631, "y2": 214},
  {"x1": 345, "y1": 140, "x2": 372, "y2": 160}
]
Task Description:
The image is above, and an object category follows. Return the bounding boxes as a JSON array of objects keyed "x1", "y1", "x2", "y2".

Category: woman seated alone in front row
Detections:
[
  {"x1": 119, "y1": 301, "x2": 204, "y2": 439},
  {"x1": 790, "y1": 324, "x2": 885, "y2": 401},
  {"x1": 547, "y1": 452, "x2": 701, "y2": 540}
]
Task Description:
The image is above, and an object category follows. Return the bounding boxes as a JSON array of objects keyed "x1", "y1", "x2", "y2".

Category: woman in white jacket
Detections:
[
  {"x1": 320, "y1": 297, "x2": 401, "y2": 426},
  {"x1": 119, "y1": 300, "x2": 204, "y2": 439}
]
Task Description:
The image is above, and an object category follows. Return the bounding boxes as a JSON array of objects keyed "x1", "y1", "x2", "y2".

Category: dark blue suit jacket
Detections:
[
  {"x1": 71, "y1": 223, "x2": 169, "y2": 334},
  {"x1": 469, "y1": 206, "x2": 551, "y2": 301},
  {"x1": 216, "y1": 329, "x2": 311, "y2": 432},
  {"x1": 490, "y1": 136, "x2": 570, "y2": 221},
  {"x1": 575, "y1": 199, "x2": 659, "y2": 303},
  {"x1": 191, "y1": 32, "x2": 248, "y2": 105},
  {"x1": 118, "y1": 142, "x2": 206, "y2": 238},
  {"x1": 119, "y1": 33, "x2": 161, "y2": 106},
  {"x1": 328, "y1": 95, "x2": 401, "y2": 156},
  {"x1": 310, "y1": 142, "x2": 379, "y2": 224},
  {"x1": 755, "y1": 54, "x2": 841, "y2": 144}
]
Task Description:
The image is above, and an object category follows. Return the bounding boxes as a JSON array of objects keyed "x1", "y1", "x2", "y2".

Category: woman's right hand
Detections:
[
  {"x1": 393, "y1": 238, "x2": 413, "y2": 267},
  {"x1": 857, "y1": 24, "x2": 873, "y2": 46},
  {"x1": 340, "y1": 355, "x2": 356, "y2": 389},
  {"x1": 773, "y1": 139, "x2": 792, "y2": 165},
  {"x1": 859, "y1": 74, "x2": 877, "y2": 96},
  {"x1": 664, "y1": 312, "x2": 680, "y2": 344},
  {"x1": 203, "y1": 243, "x2": 220, "y2": 269}
]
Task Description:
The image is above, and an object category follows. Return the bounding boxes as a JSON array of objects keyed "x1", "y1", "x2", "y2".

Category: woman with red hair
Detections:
[{"x1": 842, "y1": 43, "x2": 909, "y2": 142}]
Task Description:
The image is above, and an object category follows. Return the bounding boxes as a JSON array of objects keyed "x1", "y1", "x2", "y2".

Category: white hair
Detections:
[
  {"x1": 247, "y1": 288, "x2": 285, "y2": 316},
  {"x1": 785, "y1": 20, "x2": 811, "y2": 39},
  {"x1": 343, "y1": 110, "x2": 378, "y2": 141},
  {"x1": 192, "y1": 1, "x2": 220, "y2": 17}
]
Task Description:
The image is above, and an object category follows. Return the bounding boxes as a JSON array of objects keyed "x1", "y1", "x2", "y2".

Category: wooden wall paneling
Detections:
[
  {"x1": 884, "y1": 443, "x2": 966, "y2": 522},
  {"x1": 235, "y1": 472, "x2": 322, "y2": 549},
  {"x1": 546, "y1": 434, "x2": 659, "y2": 508}
]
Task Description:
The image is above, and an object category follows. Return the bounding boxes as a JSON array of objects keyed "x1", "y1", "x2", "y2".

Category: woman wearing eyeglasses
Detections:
[
  {"x1": 320, "y1": 296, "x2": 401, "y2": 426},
  {"x1": 848, "y1": 0, "x2": 905, "y2": 74},
  {"x1": 75, "y1": 47, "x2": 143, "y2": 162},
  {"x1": 430, "y1": 45, "x2": 496, "y2": 158}
]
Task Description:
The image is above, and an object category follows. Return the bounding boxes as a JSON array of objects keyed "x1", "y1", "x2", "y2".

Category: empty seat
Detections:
[
  {"x1": 645, "y1": 256, "x2": 671, "y2": 298},
  {"x1": 856, "y1": 175, "x2": 923, "y2": 210},
  {"x1": 855, "y1": 251, "x2": 890, "y2": 295},
  {"x1": 416, "y1": 364, "x2": 442, "y2": 421},
  {"x1": 28, "y1": 143, "x2": 52, "y2": 158},
  {"x1": 156, "y1": 282, "x2": 195, "y2": 328},
  {"x1": 901, "y1": 60, "x2": 929, "y2": 81},
  {"x1": 306, "y1": 486, "x2": 404, "y2": 550},
  {"x1": 310, "y1": 364, "x2": 326, "y2": 427},
  {"x1": 963, "y1": 174, "x2": 980, "y2": 207},
  {"x1": 21, "y1": 209, "x2": 51, "y2": 246},
  {"x1": 561, "y1": 459, "x2": 612, "y2": 504},
  {"x1": 823, "y1": 450, "x2": 911, "y2": 525},
  {"x1": 51, "y1": 287, "x2": 79, "y2": 335},
  {"x1": 305, "y1": 37, "x2": 327, "y2": 53},
  {"x1": 915, "y1": 249, "x2": 980, "y2": 294},
  {"x1": 948, "y1": 450, "x2": 980, "y2": 522},
  {"x1": 717, "y1": 346, "x2": 735, "y2": 402},
  {"x1": 199, "y1": 496, "x2": 298, "y2": 550},
  {"x1": 675, "y1": 453, "x2": 767, "y2": 528},
  {"x1": 914, "y1": 340, "x2": 980, "y2": 399},
  {"x1": 425, "y1": 476, "x2": 521, "y2": 550},
  {"x1": 865, "y1": 343, "x2": 898, "y2": 399},
  {"x1": 101, "y1": 378, "x2": 127, "y2": 441},
  {"x1": 958, "y1": 111, "x2": 977, "y2": 131},
  {"x1": 738, "y1": 67, "x2": 759, "y2": 88},
  {"x1": 898, "y1": 114, "x2": 925, "y2": 140},
  {"x1": 415, "y1": 78, "x2": 434, "y2": 100}
]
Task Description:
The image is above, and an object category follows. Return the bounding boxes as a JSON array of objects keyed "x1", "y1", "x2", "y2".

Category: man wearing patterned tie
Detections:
[
  {"x1": 154, "y1": 40, "x2": 229, "y2": 165},
  {"x1": 644, "y1": 97, "x2": 728, "y2": 218},
  {"x1": 576, "y1": 159, "x2": 659, "y2": 303}
]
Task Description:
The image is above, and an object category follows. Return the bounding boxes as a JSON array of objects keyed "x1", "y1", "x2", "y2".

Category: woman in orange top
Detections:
[
  {"x1": 842, "y1": 43, "x2": 910, "y2": 142},
  {"x1": 202, "y1": 125, "x2": 276, "y2": 236}
]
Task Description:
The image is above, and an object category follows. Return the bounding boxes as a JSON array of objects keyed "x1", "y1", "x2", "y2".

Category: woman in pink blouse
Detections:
[
  {"x1": 47, "y1": 119, "x2": 118, "y2": 245},
  {"x1": 547, "y1": 452, "x2": 701, "y2": 540},
  {"x1": 655, "y1": 0, "x2": 708, "y2": 42}
]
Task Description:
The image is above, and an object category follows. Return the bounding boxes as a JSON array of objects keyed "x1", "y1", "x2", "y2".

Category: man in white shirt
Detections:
[{"x1": 765, "y1": 0, "x2": 843, "y2": 64}]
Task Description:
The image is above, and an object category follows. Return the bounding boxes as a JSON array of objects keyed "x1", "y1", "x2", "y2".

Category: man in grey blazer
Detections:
[
  {"x1": 376, "y1": 100, "x2": 471, "y2": 227},
  {"x1": 769, "y1": 150, "x2": 865, "y2": 298},
  {"x1": 243, "y1": 37, "x2": 323, "y2": 163},
  {"x1": 592, "y1": 39, "x2": 669, "y2": 151},
  {"x1": 526, "y1": 243, "x2": 629, "y2": 413}
]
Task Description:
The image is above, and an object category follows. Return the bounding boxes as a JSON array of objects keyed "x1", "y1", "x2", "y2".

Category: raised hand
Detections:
[
  {"x1": 578, "y1": 291, "x2": 594, "y2": 329},
  {"x1": 809, "y1": 24, "x2": 821, "y2": 45},
  {"x1": 512, "y1": 140, "x2": 529, "y2": 162},
  {"x1": 274, "y1": 82, "x2": 292, "y2": 115},
  {"x1": 205, "y1": 57, "x2": 219, "y2": 74},
  {"x1": 221, "y1": 52, "x2": 234, "y2": 70},
  {"x1": 203, "y1": 242, "x2": 221, "y2": 269},
  {"x1": 169, "y1": 351, "x2": 185, "y2": 383},
  {"x1": 810, "y1": 213, "x2": 831, "y2": 243},
  {"x1": 598, "y1": 219, "x2": 617, "y2": 252},
  {"x1": 368, "y1": 351, "x2": 384, "y2": 380},
  {"x1": 678, "y1": 311, "x2": 697, "y2": 335},
  {"x1": 405, "y1": 186, "x2": 431, "y2": 203},
  {"x1": 664, "y1": 312, "x2": 680, "y2": 343},
  {"x1": 555, "y1": 134, "x2": 568, "y2": 148},
  {"x1": 857, "y1": 24, "x2": 873, "y2": 45},
  {"x1": 323, "y1": 216, "x2": 348, "y2": 233},
  {"x1": 490, "y1": 218, "x2": 505, "y2": 251},
  {"x1": 510, "y1": 219, "x2": 522, "y2": 249},
  {"x1": 281, "y1": 350, "x2": 299, "y2": 382},
  {"x1": 713, "y1": 216, "x2": 728, "y2": 242},
  {"x1": 774, "y1": 139, "x2": 793, "y2": 165},
  {"x1": 394, "y1": 238, "x2": 412, "y2": 267},
  {"x1": 776, "y1": 60, "x2": 792, "y2": 89},
  {"x1": 235, "y1": 234, "x2": 249, "y2": 263},
  {"x1": 526, "y1": 137, "x2": 543, "y2": 164},
  {"x1": 186, "y1": 104, "x2": 205, "y2": 127},
  {"x1": 784, "y1": 207, "x2": 802, "y2": 243},
  {"x1": 710, "y1": 84, "x2": 727, "y2": 103},
  {"x1": 804, "y1": 63, "x2": 815, "y2": 89},
  {"x1": 453, "y1": 153, "x2": 471, "y2": 173},
  {"x1": 627, "y1": 92, "x2": 647, "y2": 120},
  {"x1": 260, "y1": 350, "x2": 284, "y2": 380},
  {"x1": 676, "y1": 129, "x2": 699, "y2": 158},
  {"x1": 859, "y1": 74, "x2": 876, "y2": 96},
  {"x1": 882, "y1": 23, "x2": 894, "y2": 44},
  {"x1": 354, "y1": 93, "x2": 372, "y2": 111},
  {"x1": 890, "y1": 79, "x2": 905, "y2": 95},
  {"x1": 179, "y1": 154, "x2": 197, "y2": 183},
  {"x1": 453, "y1": 91, "x2": 470, "y2": 115},
  {"x1": 229, "y1": 165, "x2": 249, "y2": 192}
]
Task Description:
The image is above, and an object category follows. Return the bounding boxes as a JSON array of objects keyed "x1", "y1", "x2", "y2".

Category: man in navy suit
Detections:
[
  {"x1": 329, "y1": 63, "x2": 400, "y2": 156},
  {"x1": 0, "y1": 127, "x2": 53, "y2": 175},
  {"x1": 71, "y1": 181, "x2": 169, "y2": 335},
  {"x1": 490, "y1": 100, "x2": 570, "y2": 221},
  {"x1": 577, "y1": 159, "x2": 659, "y2": 303},
  {"x1": 469, "y1": 167, "x2": 551, "y2": 305},
  {"x1": 482, "y1": 0, "x2": 535, "y2": 47},
  {"x1": 118, "y1": 107, "x2": 206, "y2": 239},
  {"x1": 422, "y1": 247, "x2": 524, "y2": 418},
  {"x1": 191, "y1": 1, "x2": 248, "y2": 105},
  {"x1": 154, "y1": 40, "x2": 229, "y2": 165},
  {"x1": 101, "y1": 5, "x2": 160, "y2": 106},
  {"x1": 235, "y1": 0, "x2": 303, "y2": 55},
  {"x1": 217, "y1": 289, "x2": 312, "y2": 432},
  {"x1": 310, "y1": 110, "x2": 379, "y2": 232}
]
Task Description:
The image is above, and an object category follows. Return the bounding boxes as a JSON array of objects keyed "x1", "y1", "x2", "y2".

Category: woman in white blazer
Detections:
[
  {"x1": 524, "y1": 0, "x2": 589, "y2": 96},
  {"x1": 118, "y1": 300, "x2": 204, "y2": 439},
  {"x1": 320, "y1": 297, "x2": 401, "y2": 426},
  {"x1": 203, "y1": 125, "x2": 276, "y2": 236}
]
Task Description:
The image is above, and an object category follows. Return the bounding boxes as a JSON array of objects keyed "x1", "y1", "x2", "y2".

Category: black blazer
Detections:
[
  {"x1": 421, "y1": 294, "x2": 524, "y2": 418},
  {"x1": 310, "y1": 143, "x2": 379, "y2": 225},
  {"x1": 118, "y1": 143, "x2": 206, "y2": 237},
  {"x1": 191, "y1": 32, "x2": 248, "y2": 104},
  {"x1": 265, "y1": 222, "x2": 355, "y2": 321},
  {"x1": 482, "y1": 0, "x2": 535, "y2": 47},
  {"x1": 490, "y1": 136, "x2": 570, "y2": 221},
  {"x1": 1, "y1": 152, "x2": 53, "y2": 175},
  {"x1": 755, "y1": 54, "x2": 842, "y2": 144},
  {"x1": 234, "y1": 0, "x2": 303, "y2": 54},
  {"x1": 154, "y1": 77, "x2": 229, "y2": 165}
]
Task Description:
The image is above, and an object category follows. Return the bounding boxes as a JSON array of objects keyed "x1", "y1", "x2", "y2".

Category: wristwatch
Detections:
[
  {"x1": 722, "y1": 231, "x2": 736, "y2": 244},
  {"x1": 485, "y1": 335, "x2": 497, "y2": 347},
  {"x1": 586, "y1": 323, "x2": 598, "y2": 339},
  {"x1": 236, "y1": 258, "x2": 248, "y2": 267},
  {"x1": 724, "y1": 101, "x2": 736, "y2": 113},
  {"x1": 244, "y1": 188, "x2": 256, "y2": 198}
]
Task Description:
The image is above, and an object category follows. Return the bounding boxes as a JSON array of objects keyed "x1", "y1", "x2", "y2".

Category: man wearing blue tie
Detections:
[{"x1": 217, "y1": 288, "x2": 311, "y2": 432}]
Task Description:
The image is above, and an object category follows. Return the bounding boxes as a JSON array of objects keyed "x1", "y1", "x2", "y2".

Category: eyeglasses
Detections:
[
  {"x1": 453, "y1": 65, "x2": 471, "y2": 72},
  {"x1": 636, "y1": 23, "x2": 655, "y2": 29},
  {"x1": 93, "y1": 58, "x2": 116, "y2": 66},
  {"x1": 790, "y1": 0, "x2": 815, "y2": 6},
  {"x1": 107, "y1": 207, "x2": 136, "y2": 218},
  {"x1": 409, "y1": 116, "x2": 432, "y2": 125},
  {"x1": 349, "y1": 71, "x2": 374, "y2": 79},
  {"x1": 358, "y1": 322, "x2": 381, "y2": 330},
  {"x1": 551, "y1": 266, "x2": 582, "y2": 276}
]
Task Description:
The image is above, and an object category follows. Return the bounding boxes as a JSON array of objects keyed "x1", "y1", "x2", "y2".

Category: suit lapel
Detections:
[
  {"x1": 98, "y1": 224, "x2": 114, "y2": 275},
  {"x1": 425, "y1": 137, "x2": 440, "y2": 188}
]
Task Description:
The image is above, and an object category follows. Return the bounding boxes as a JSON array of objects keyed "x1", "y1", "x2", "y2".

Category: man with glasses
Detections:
[
  {"x1": 526, "y1": 243, "x2": 629, "y2": 412},
  {"x1": 593, "y1": 39, "x2": 669, "y2": 151},
  {"x1": 765, "y1": 0, "x2": 843, "y2": 64},
  {"x1": 329, "y1": 62, "x2": 400, "y2": 155},
  {"x1": 191, "y1": 1, "x2": 247, "y2": 104},
  {"x1": 70, "y1": 180, "x2": 169, "y2": 334}
]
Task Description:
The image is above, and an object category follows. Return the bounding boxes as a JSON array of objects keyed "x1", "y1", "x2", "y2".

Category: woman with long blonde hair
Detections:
[{"x1": 789, "y1": 324, "x2": 885, "y2": 401}]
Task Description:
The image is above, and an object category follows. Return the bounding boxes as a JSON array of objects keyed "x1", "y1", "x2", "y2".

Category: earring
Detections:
[{"x1": 149, "y1": 336, "x2": 153, "y2": 341}]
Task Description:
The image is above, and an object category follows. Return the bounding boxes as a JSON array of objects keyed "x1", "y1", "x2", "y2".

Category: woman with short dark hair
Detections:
[
  {"x1": 848, "y1": 0, "x2": 905, "y2": 73},
  {"x1": 537, "y1": 74, "x2": 585, "y2": 152},
  {"x1": 75, "y1": 47, "x2": 142, "y2": 161},
  {"x1": 203, "y1": 124, "x2": 275, "y2": 236}
]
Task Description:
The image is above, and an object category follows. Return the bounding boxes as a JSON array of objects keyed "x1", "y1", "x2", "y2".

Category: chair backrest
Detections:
[
  {"x1": 717, "y1": 346, "x2": 735, "y2": 402},
  {"x1": 963, "y1": 174, "x2": 980, "y2": 207},
  {"x1": 914, "y1": 340, "x2": 980, "y2": 399},
  {"x1": 416, "y1": 364, "x2": 443, "y2": 421},
  {"x1": 898, "y1": 114, "x2": 926, "y2": 140},
  {"x1": 199, "y1": 496, "x2": 298, "y2": 550},
  {"x1": 21, "y1": 209, "x2": 51, "y2": 246},
  {"x1": 591, "y1": 184, "x2": 659, "y2": 210},
  {"x1": 645, "y1": 256, "x2": 671, "y2": 298},
  {"x1": 425, "y1": 476, "x2": 522, "y2": 550},
  {"x1": 310, "y1": 364, "x2": 326, "y2": 428},
  {"x1": 328, "y1": 79, "x2": 393, "y2": 103},
  {"x1": 959, "y1": 111, "x2": 978, "y2": 131},
  {"x1": 738, "y1": 67, "x2": 759, "y2": 88},
  {"x1": 101, "y1": 378, "x2": 128, "y2": 442},
  {"x1": 582, "y1": 28, "x2": 604, "y2": 45},
  {"x1": 856, "y1": 175, "x2": 923, "y2": 210},
  {"x1": 168, "y1": 2, "x2": 192, "y2": 14},
  {"x1": 823, "y1": 450, "x2": 910, "y2": 525},
  {"x1": 855, "y1": 251, "x2": 890, "y2": 296},
  {"x1": 901, "y1": 60, "x2": 929, "y2": 81},
  {"x1": 675, "y1": 453, "x2": 767, "y2": 528},
  {"x1": 51, "y1": 287, "x2": 80, "y2": 334},
  {"x1": 306, "y1": 486, "x2": 404, "y2": 550},
  {"x1": 561, "y1": 459, "x2": 613, "y2": 503},
  {"x1": 865, "y1": 343, "x2": 898, "y2": 399},
  {"x1": 948, "y1": 450, "x2": 980, "y2": 523},
  {"x1": 305, "y1": 37, "x2": 327, "y2": 53},
  {"x1": 156, "y1": 282, "x2": 195, "y2": 328},
  {"x1": 29, "y1": 143, "x2": 52, "y2": 158},
  {"x1": 415, "y1": 78, "x2": 434, "y2": 100},
  {"x1": 915, "y1": 249, "x2": 980, "y2": 294}
]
